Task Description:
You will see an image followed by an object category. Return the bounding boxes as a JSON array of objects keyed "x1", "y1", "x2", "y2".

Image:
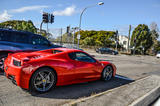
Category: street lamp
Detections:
[{"x1": 77, "y1": 2, "x2": 104, "y2": 48}]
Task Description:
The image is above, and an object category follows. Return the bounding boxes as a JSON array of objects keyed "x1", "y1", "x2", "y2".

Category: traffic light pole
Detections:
[{"x1": 40, "y1": 21, "x2": 44, "y2": 34}]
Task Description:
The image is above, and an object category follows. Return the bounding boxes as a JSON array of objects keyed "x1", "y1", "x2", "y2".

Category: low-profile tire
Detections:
[
  {"x1": 29, "y1": 67, "x2": 57, "y2": 93},
  {"x1": 101, "y1": 65, "x2": 113, "y2": 81},
  {"x1": 0, "y1": 54, "x2": 7, "y2": 72}
]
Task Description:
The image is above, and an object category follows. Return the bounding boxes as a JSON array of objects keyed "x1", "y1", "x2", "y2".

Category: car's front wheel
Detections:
[
  {"x1": 30, "y1": 67, "x2": 57, "y2": 93},
  {"x1": 101, "y1": 65, "x2": 113, "y2": 81}
]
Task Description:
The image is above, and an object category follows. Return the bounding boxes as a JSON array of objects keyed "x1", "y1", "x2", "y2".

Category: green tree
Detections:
[
  {"x1": 0, "y1": 20, "x2": 37, "y2": 33},
  {"x1": 154, "y1": 41, "x2": 160, "y2": 52},
  {"x1": 74, "y1": 30, "x2": 116, "y2": 47},
  {"x1": 131, "y1": 24, "x2": 153, "y2": 54},
  {"x1": 82, "y1": 37, "x2": 95, "y2": 46}
]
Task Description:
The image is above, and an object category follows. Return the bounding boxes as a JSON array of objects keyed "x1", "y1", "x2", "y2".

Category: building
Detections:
[{"x1": 118, "y1": 35, "x2": 130, "y2": 50}]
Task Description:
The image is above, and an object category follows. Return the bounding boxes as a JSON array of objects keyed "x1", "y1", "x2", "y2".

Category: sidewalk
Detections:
[{"x1": 64, "y1": 75, "x2": 160, "y2": 106}]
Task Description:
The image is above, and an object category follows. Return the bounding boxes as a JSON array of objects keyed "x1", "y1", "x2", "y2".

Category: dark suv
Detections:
[
  {"x1": 0, "y1": 28, "x2": 61, "y2": 71},
  {"x1": 96, "y1": 47, "x2": 118, "y2": 55}
]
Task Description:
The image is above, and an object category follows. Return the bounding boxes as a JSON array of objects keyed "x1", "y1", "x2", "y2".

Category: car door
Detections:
[{"x1": 68, "y1": 52, "x2": 102, "y2": 81}]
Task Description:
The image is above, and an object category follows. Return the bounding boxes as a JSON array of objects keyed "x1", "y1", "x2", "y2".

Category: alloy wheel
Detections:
[
  {"x1": 34, "y1": 70, "x2": 55, "y2": 92},
  {"x1": 103, "y1": 66, "x2": 113, "y2": 81}
]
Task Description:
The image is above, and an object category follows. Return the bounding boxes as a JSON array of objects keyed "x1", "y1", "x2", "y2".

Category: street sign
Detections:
[{"x1": 77, "y1": 34, "x2": 80, "y2": 39}]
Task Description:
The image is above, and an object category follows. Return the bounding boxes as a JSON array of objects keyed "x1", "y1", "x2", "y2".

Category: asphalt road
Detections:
[{"x1": 0, "y1": 51, "x2": 160, "y2": 106}]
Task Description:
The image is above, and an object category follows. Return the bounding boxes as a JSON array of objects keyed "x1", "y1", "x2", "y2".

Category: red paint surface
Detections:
[{"x1": 4, "y1": 48, "x2": 116, "y2": 89}]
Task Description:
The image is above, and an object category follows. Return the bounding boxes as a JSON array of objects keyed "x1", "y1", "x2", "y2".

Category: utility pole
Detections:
[
  {"x1": 115, "y1": 30, "x2": 118, "y2": 51},
  {"x1": 71, "y1": 27, "x2": 78, "y2": 48},
  {"x1": 128, "y1": 25, "x2": 131, "y2": 53},
  {"x1": 60, "y1": 28, "x2": 63, "y2": 46},
  {"x1": 72, "y1": 28, "x2": 75, "y2": 48},
  {"x1": 133, "y1": 30, "x2": 141, "y2": 55}
]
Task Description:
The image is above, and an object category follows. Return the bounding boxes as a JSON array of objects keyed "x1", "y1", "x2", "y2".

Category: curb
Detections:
[
  {"x1": 129, "y1": 85, "x2": 160, "y2": 106},
  {"x1": 63, "y1": 75, "x2": 160, "y2": 106}
]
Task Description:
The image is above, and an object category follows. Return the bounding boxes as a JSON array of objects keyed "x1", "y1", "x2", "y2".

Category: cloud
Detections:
[
  {"x1": 53, "y1": 5, "x2": 76, "y2": 16},
  {"x1": 0, "y1": 10, "x2": 12, "y2": 22},
  {"x1": 10, "y1": 5, "x2": 49, "y2": 13}
]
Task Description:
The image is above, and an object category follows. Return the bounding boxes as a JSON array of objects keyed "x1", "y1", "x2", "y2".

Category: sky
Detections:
[{"x1": 0, "y1": 0, "x2": 160, "y2": 37}]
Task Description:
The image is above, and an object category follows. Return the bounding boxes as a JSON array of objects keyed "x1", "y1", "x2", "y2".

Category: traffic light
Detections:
[
  {"x1": 51, "y1": 14, "x2": 54, "y2": 24},
  {"x1": 43, "y1": 13, "x2": 49, "y2": 23},
  {"x1": 67, "y1": 26, "x2": 70, "y2": 33}
]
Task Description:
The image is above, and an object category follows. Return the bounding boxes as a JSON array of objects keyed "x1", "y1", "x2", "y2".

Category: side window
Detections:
[
  {"x1": 0, "y1": 31, "x2": 5, "y2": 41},
  {"x1": 69, "y1": 52, "x2": 96, "y2": 63},
  {"x1": 14, "y1": 33, "x2": 29, "y2": 44},
  {"x1": 0, "y1": 31, "x2": 14, "y2": 42},
  {"x1": 31, "y1": 36, "x2": 49, "y2": 46}
]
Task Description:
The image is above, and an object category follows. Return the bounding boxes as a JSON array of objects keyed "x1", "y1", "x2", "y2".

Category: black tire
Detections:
[
  {"x1": 101, "y1": 65, "x2": 113, "y2": 81},
  {"x1": 29, "y1": 67, "x2": 57, "y2": 93},
  {"x1": 99, "y1": 51, "x2": 103, "y2": 54},
  {"x1": 0, "y1": 54, "x2": 7, "y2": 72}
]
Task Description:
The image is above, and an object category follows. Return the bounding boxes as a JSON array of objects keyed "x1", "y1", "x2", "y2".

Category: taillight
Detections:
[{"x1": 13, "y1": 59, "x2": 21, "y2": 67}]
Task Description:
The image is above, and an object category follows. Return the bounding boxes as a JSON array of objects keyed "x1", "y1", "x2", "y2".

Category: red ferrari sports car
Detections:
[{"x1": 4, "y1": 48, "x2": 116, "y2": 92}]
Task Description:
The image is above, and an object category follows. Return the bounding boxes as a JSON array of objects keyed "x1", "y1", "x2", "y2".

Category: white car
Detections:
[{"x1": 156, "y1": 51, "x2": 160, "y2": 58}]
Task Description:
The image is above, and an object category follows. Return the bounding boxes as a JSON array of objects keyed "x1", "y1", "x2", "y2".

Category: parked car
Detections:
[
  {"x1": 0, "y1": 28, "x2": 61, "y2": 71},
  {"x1": 156, "y1": 51, "x2": 160, "y2": 58},
  {"x1": 4, "y1": 48, "x2": 116, "y2": 93},
  {"x1": 96, "y1": 48, "x2": 118, "y2": 55}
]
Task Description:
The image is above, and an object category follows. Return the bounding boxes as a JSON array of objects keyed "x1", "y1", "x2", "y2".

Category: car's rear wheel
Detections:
[
  {"x1": 0, "y1": 54, "x2": 7, "y2": 72},
  {"x1": 101, "y1": 65, "x2": 113, "y2": 81},
  {"x1": 30, "y1": 68, "x2": 57, "y2": 93}
]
